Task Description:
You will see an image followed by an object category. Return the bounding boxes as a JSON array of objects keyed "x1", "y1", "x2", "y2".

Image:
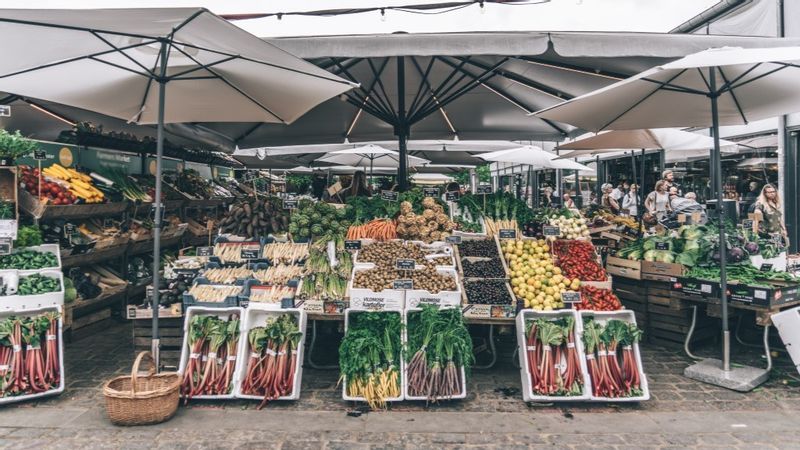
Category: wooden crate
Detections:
[{"x1": 132, "y1": 316, "x2": 184, "y2": 367}]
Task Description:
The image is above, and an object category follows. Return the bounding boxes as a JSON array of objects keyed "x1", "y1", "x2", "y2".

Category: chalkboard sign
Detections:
[
  {"x1": 283, "y1": 199, "x2": 298, "y2": 209},
  {"x1": 150, "y1": 204, "x2": 166, "y2": 222},
  {"x1": 197, "y1": 246, "x2": 213, "y2": 257},
  {"x1": 445, "y1": 191, "x2": 459, "y2": 201},
  {"x1": 476, "y1": 185, "x2": 492, "y2": 195},
  {"x1": 498, "y1": 229, "x2": 517, "y2": 239},
  {"x1": 240, "y1": 247, "x2": 260, "y2": 260},
  {"x1": 542, "y1": 226, "x2": 560, "y2": 237},
  {"x1": 344, "y1": 240, "x2": 362, "y2": 250},
  {"x1": 33, "y1": 149, "x2": 47, "y2": 160},
  {"x1": 655, "y1": 242, "x2": 670, "y2": 251},
  {"x1": 63, "y1": 223, "x2": 76, "y2": 238},
  {"x1": 445, "y1": 235, "x2": 462, "y2": 244},
  {"x1": 146, "y1": 285, "x2": 154, "y2": 302},
  {"x1": 393, "y1": 279, "x2": 414, "y2": 290},
  {"x1": 103, "y1": 218, "x2": 115, "y2": 229},
  {"x1": 396, "y1": 258, "x2": 416, "y2": 270},
  {"x1": 381, "y1": 190, "x2": 398, "y2": 201},
  {"x1": 760, "y1": 263, "x2": 774, "y2": 272},
  {"x1": 243, "y1": 171, "x2": 255, "y2": 182},
  {"x1": 561, "y1": 291, "x2": 582, "y2": 304},
  {"x1": 742, "y1": 219, "x2": 754, "y2": 229},
  {"x1": 0, "y1": 237, "x2": 11, "y2": 256},
  {"x1": 423, "y1": 187, "x2": 439, "y2": 198},
  {"x1": 623, "y1": 226, "x2": 639, "y2": 237}
]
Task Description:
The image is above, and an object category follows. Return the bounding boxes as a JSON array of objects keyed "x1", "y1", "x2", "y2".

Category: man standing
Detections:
[{"x1": 662, "y1": 170, "x2": 681, "y2": 196}]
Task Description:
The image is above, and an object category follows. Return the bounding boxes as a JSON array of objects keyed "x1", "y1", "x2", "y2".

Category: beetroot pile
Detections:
[
  {"x1": 582, "y1": 318, "x2": 644, "y2": 398},
  {"x1": 181, "y1": 314, "x2": 240, "y2": 401},
  {"x1": 241, "y1": 314, "x2": 302, "y2": 409},
  {"x1": 0, "y1": 312, "x2": 61, "y2": 397},
  {"x1": 523, "y1": 316, "x2": 584, "y2": 397}
]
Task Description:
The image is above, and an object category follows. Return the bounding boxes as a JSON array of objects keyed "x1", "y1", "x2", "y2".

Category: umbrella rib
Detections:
[
  {"x1": 363, "y1": 59, "x2": 397, "y2": 121},
  {"x1": 331, "y1": 57, "x2": 393, "y2": 119},
  {"x1": 597, "y1": 69, "x2": 688, "y2": 132},
  {"x1": 726, "y1": 64, "x2": 790, "y2": 92},
  {"x1": 409, "y1": 56, "x2": 458, "y2": 135},
  {"x1": 175, "y1": 40, "x2": 358, "y2": 87},
  {"x1": 717, "y1": 63, "x2": 761, "y2": 94},
  {"x1": 367, "y1": 58, "x2": 397, "y2": 121},
  {"x1": 695, "y1": 68, "x2": 712, "y2": 92},
  {"x1": 343, "y1": 95, "x2": 395, "y2": 124},
  {"x1": 167, "y1": 55, "x2": 239, "y2": 81},
  {"x1": 170, "y1": 43, "x2": 286, "y2": 123},
  {"x1": 133, "y1": 41, "x2": 167, "y2": 123},
  {"x1": 408, "y1": 56, "x2": 436, "y2": 119},
  {"x1": 411, "y1": 56, "x2": 473, "y2": 121},
  {"x1": 89, "y1": 30, "x2": 157, "y2": 77},
  {"x1": 639, "y1": 76, "x2": 707, "y2": 96},
  {"x1": 717, "y1": 68, "x2": 748, "y2": 124},
  {"x1": 87, "y1": 55, "x2": 153, "y2": 79},
  {"x1": 0, "y1": 38, "x2": 159, "y2": 80},
  {"x1": 0, "y1": 17, "x2": 159, "y2": 40}
]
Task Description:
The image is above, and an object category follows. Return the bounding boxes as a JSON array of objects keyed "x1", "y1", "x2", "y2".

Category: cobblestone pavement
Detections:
[{"x1": 0, "y1": 320, "x2": 797, "y2": 449}]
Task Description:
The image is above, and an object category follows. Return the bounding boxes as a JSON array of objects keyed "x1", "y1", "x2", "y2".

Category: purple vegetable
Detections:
[{"x1": 745, "y1": 242, "x2": 759, "y2": 254}]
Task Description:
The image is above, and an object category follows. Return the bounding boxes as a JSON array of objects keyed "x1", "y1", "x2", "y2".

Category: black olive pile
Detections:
[
  {"x1": 464, "y1": 279, "x2": 513, "y2": 305},
  {"x1": 358, "y1": 241, "x2": 453, "y2": 267},
  {"x1": 461, "y1": 258, "x2": 505, "y2": 278},
  {"x1": 353, "y1": 263, "x2": 457, "y2": 293},
  {"x1": 456, "y1": 240, "x2": 500, "y2": 259}
]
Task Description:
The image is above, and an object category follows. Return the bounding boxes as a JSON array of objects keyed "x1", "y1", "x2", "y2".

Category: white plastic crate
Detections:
[
  {"x1": 234, "y1": 305, "x2": 307, "y2": 402},
  {"x1": 9, "y1": 244, "x2": 62, "y2": 271},
  {"x1": 516, "y1": 309, "x2": 591, "y2": 402},
  {"x1": 342, "y1": 308, "x2": 405, "y2": 403},
  {"x1": 770, "y1": 306, "x2": 800, "y2": 375},
  {"x1": 403, "y1": 307, "x2": 467, "y2": 401},
  {"x1": 405, "y1": 268, "x2": 462, "y2": 309},
  {"x1": 0, "y1": 305, "x2": 64, "y2": 405},
  {"x1": 0, "y1": 270, "x2": 64, "y2": 311},
  {"x1": 348, "y1": 265, "x2": 405, "y2": 310},
  {"x1": 579, "y1": 310, "x2": 650, "y2": 402},
  {"x1": 178, "y1": 306, "x2": 245, "y2": 400}
]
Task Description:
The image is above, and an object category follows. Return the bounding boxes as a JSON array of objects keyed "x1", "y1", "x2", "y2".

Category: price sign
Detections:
[
  {"x1": 392, "y1": 279, "x2": 413, "y2": 290},
  {"x1": 344, "y1": 240, "x2": 362, "y2": 250},
  {"x1": 561, "y1": 291, "x2": 582, "y2": 304},
  {"x1": 742, "y1": 219, "x2": 754, "y2": 229},
  {"x1": 381, "y1": 190, "x2": 398, "y2": 201},
  {"x1": 655, "y1": 242, "x2": 670, "y2": 251},
  {"x1": 760, "y1": 263, "x2": 774, "y2": 272},
  {"x1": 103, "y1": 218, "x2": 115, "y2": 229},
  {"x1": 476, "y1": 185, "x2": 492, "y2": 195},
  {"x1": 243, "y1": 171, "x2": 255, "y2": 182},
  {"x1": 498, "y1": 229, "x2": 517, "y2": 239},
  {"x1": 146, "y1": 285, "x2": 154, "y2": 302},
  {"x1": 33, "y1": 149, "x2": 47, "y2": 160},
  {"x1": 240, "y1": 247, "x2": 260, "y2": 260},
  {"x1": 445, "y1": 235, "x2": 462, "y2": 244},
  {"x1": 445, "y1": 191, "x2": 459, "y2": 201},
  {"x1": 0, "y1": 105, "x2": 10, "y2": 117},
  {"x1": 396, "y1": 258, "x2": 416, "y2": 270},
  {"x1": 150, "y1": 204, "x2": 166, "y2": 222},
  {"x1": 283, "y1": 199, "x2": 298, "y2": 210},
  {"x1": 63, "y1": 223, "x2": 76, "y2": 238},
  {"x1": 423, "y1": 187, "x2": 439, "y2": 198},
  {"x1": 608, "y1": 248, "x2": 618, "y2": 256},
  {"x1": 0, "y1": 237, "x2": 11, "y2": 256},
  {"x1": 543, "y1": 226, "x2": 560, "y2": 237},
  {"x1": 197, "y1": 246, "x2": 213, "y2": 257}
]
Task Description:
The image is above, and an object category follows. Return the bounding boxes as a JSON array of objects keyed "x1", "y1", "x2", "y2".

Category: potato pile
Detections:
[
  {"x1": 357, "y1": 241, "x2": 452, "y2": 267},
  {"x1": 352, "y1": 263, "x2": 456, "y2": 293},
  {"x1": 396, "y1": 198, "x2": 456, "y2": 243}
]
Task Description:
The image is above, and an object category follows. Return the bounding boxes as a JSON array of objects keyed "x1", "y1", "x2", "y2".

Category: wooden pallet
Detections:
[
  {"x1": 132, "y1": 317, "x2": 184, "y2": 367},
  {"x1": 65, "y1": 288, "x2": 127, "y2": 341}
]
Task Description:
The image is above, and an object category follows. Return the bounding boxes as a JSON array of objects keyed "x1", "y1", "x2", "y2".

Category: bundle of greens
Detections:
[
  {"x1": 524, "y1": 316, "x2": 584, "y2": 397},
  {"x1": 457, "y1": 192, "x2": 533, "y2": 226},
  {"x1": 583, "y1": 318, "x2": 644, "y2": 398},
  {"x1": 685, "y1": 264, "x2": 797, "y2": 286},
  {"x1": 298, "y1": 242, "x2": 352, "y2": 300},
  {"x1": 180, "y1": 314, "x2": 240, "y2": 401},
  {"x1": 241, "y1": 314, "x2": 302, "y2": 408},
  {"x1": 406, "y1": 306, "x2": 474, "y2": 401},
  {"x1": 339, "y1": 311, "x2": 402, "y2": 409}
]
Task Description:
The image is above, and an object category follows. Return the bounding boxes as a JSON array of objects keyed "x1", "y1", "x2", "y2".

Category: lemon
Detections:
[{"x1": 553, "y1": 267, "x2": 562, "y2": 275}]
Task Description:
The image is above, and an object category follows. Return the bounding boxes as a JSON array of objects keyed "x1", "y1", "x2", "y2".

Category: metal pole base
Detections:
[
  {"x1": 684, "y1": 358, "x2": 768, "y2": 392},
  {"x1": 151, "y1": 338, "x2": 161, "y2": 373}
]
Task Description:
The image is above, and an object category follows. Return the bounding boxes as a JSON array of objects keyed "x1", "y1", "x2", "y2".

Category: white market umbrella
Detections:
[
  {"x1": 315, "y1": 144, "x2": 430, "y2": 180},
  {"x1": 0, "y1": 8, "x2": 354, "y2": 365},
  {"x1": 537, "y1": 46, "x2": 800, "y2": 386},
  {"x1": 476, "y1": 145, "x2": 594, "y2": 172},
  {"x1": 411, "y1": 173, "x2": 455, "y2": 185}
]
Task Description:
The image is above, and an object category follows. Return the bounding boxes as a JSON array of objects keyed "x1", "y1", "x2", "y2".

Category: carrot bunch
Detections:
[{"x1": 346, "y1": 218, "x2": 397, "y2": 241}]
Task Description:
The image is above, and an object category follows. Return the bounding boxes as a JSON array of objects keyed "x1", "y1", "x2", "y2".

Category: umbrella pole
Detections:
[
  {"x1": 151, "y1": 41, "x2": 168, "y2": 371},
  {"x1": 709, "y1": 72, "x2": 730, "y2": 372}
]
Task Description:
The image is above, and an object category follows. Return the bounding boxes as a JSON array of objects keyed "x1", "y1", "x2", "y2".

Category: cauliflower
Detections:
[
  {"x1": 422, "y1": 197, "x2": 436, "y2": 209},
  {"x1": 436, "y1": 213, "x2": 448, "y2": 224},
  {"x1": 422, "y1": 209, "x2": 435, "y2": 220}
]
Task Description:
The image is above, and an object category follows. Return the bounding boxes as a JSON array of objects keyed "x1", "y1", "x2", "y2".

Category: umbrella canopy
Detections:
[
  {"x1": 0, "y1": 7, "x2": 355, "y2": 367},
  {"x1": 555, "y1": 128, "x2": 738, "y2": 158},
  {"x1": 476, "y1": 146, "x2": 594, "y2": 172},
  {"x1": 0, "y1": 8, "x2": 355, "y2": 125},
  {"x1": 411, "y1": 173, "x2": 455, "y2": 184},
  {"x1": 535, "y1": 46, "x2": 800, "y2": 383},
  {"x1": 315, "y1": 145, "x2": 430, "y2": 168}
]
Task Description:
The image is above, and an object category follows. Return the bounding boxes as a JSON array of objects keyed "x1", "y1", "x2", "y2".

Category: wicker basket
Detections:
[{"x1": 103, "y1": 351, "x2": 180, "y2": 426}]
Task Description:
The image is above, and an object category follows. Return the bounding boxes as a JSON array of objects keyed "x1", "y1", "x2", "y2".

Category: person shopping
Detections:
[
  {"x1": 621, "y1": 184, "x2": 639, "y2": 217},
  {"x1": 337, "y1": 170, "x2": 372, "y2": 202},
  {"x1": 601, "y1": 183, "x2": 620, "y2": 214},
  {"x1": 644, "y1": 180, "x2": 671, "y2": 222},
  {"x1": 752, "y1": 184, "x2": 789, "y2": 246}
]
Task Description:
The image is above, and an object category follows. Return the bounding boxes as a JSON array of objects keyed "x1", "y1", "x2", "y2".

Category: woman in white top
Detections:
[
  {"x1": 644, "y1": 180, "x2": 671, "y2": 220},
  {"x1": 621, "y1": 183, "x2": 639, "y2": 217}
]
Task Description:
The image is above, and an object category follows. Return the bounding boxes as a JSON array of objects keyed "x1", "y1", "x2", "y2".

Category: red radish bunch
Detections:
[
  {"x1": 582, "y1": 318, "x2": 644, "y2": 398},
  {"x1": 525, "y1": 317, "x2": 584, "y2": 397},
  {"x1": 241, "y1": 314, "x2": 301, "y2": 409},
  {"x1": 180, "y1": 314, "x2": 240, "y2": 402},
  {"x1": 575, "y1": 286, "x2": 622, "y2": 311},
  {"x1": 554, "y1": 240, "x2": 607, "y2": 281}
]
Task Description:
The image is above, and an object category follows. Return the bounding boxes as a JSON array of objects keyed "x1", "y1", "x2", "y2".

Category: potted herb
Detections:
[{"x1": 0, "y1": 130, "x2": 38, "y2": 166}]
